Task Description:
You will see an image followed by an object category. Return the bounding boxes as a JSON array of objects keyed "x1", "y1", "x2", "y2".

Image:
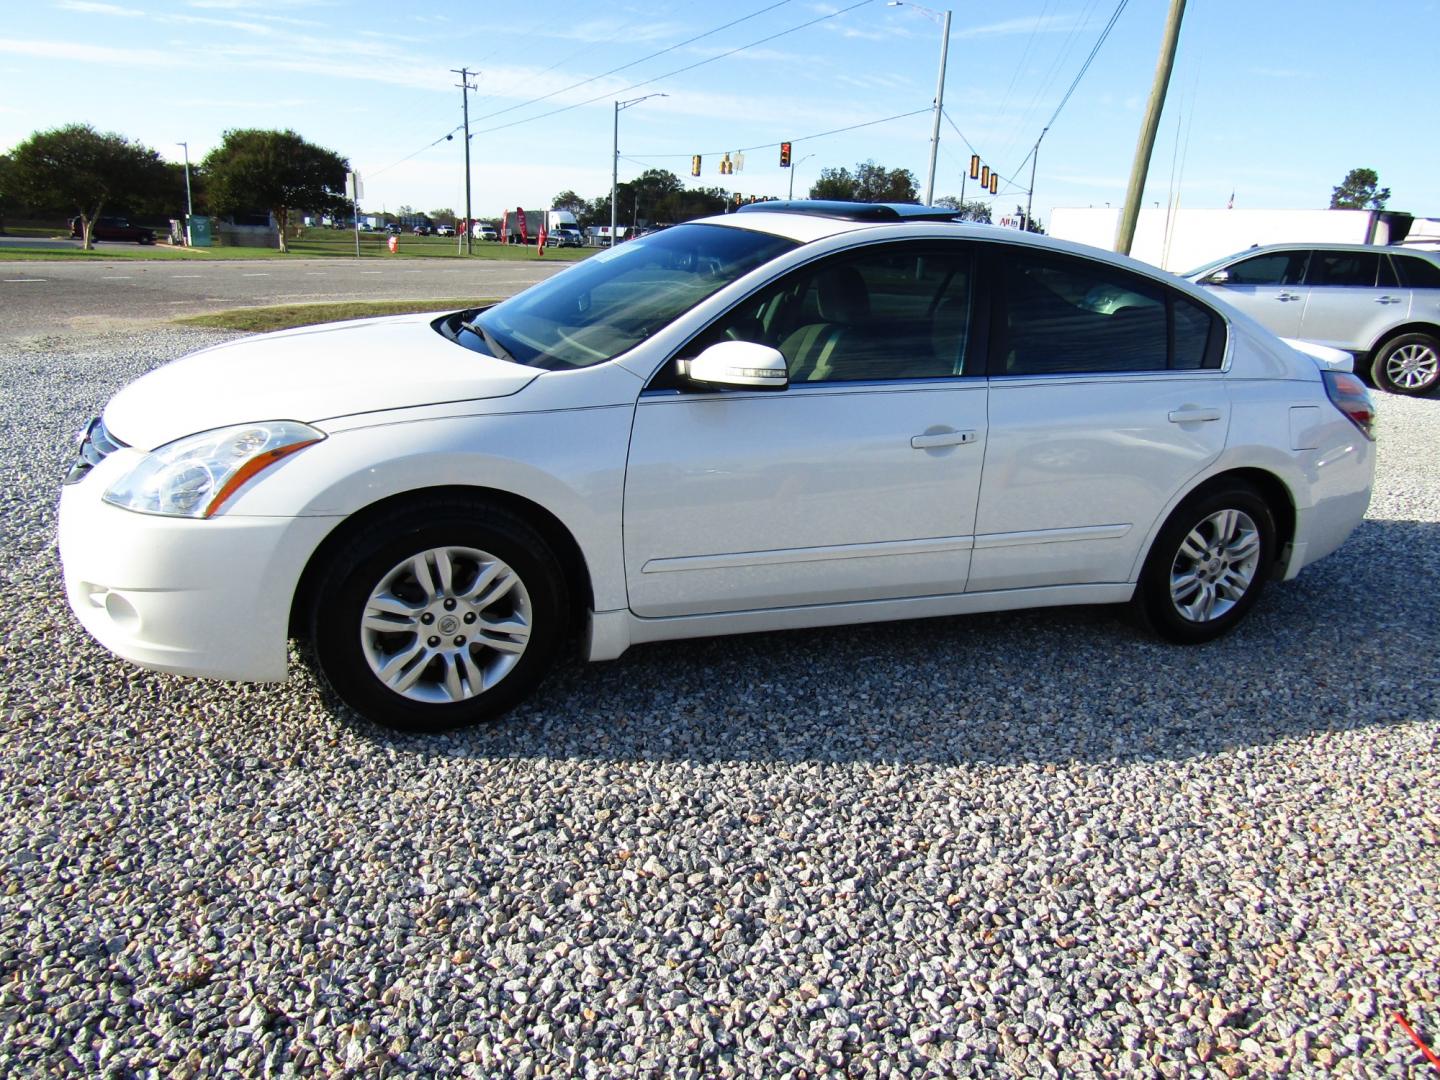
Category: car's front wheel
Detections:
[
  {"x1": 309, "y1": 499, "x2": 567, "y2": 731},
  {"x1": 1136, "y1": 483, "x2": 1276, "y2": 644},
  {"x1": 1371, "y1": 332, "x2": 1440, "y2": 396}
]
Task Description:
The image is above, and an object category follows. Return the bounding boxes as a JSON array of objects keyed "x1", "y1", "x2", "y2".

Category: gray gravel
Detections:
[{"x1": 1, "y1": 328, "x2": 1437, "y2": 1078}]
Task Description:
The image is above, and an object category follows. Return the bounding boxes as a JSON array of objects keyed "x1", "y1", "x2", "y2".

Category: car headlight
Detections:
[{"x1": 103, "y1": 421, "x2": 324, "y2": 518}]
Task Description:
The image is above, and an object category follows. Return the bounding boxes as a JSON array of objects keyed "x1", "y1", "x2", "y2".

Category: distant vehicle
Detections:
[
  {"x1": 384, "y1": 223, "x2": 403, "y2": 235},
  {"x1": 546, "y1": 228, "x2": 582, "y2": 248},
  {"x1": 500, "y1": 208, "x2": 579, "y2": 244},
  {"x1": 473, "y1": 224, "x2": 498, "y2": 241},
  {"x1": 71, "y1": 216, "x2": 155, "y2": 245},
  {"x1": 1187, "y1": 243, "x2": 1440, "y2": 396},
  {"x1": 434, "y1": 224, "x2": 456, "y2": 237},
  {"x1": 412, "y1": 225, "x2": 432, "y2": 236}
]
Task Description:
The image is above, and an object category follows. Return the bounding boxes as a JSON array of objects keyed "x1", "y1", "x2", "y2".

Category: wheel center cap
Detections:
[{"x1": 437, "y1": 614, "x2": 460, "y2": 636}]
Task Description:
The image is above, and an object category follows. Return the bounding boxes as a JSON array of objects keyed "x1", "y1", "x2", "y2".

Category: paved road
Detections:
[{"x1": 0, "y1": 258, "x2": 566, "y2": 341}]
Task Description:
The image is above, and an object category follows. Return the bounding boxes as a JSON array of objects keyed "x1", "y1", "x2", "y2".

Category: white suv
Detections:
[
  {"x1": 1187, "y1": 243, "x2": 1440, "y2": 395},
  {"x1": 60, "y1": 203, "x2": 1375, "y2": 730}
]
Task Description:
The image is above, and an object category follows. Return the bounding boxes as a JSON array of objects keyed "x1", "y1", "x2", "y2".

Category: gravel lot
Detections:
[{"x1": 1, "y1": 329, "x2": 1437, "y2": 1078}]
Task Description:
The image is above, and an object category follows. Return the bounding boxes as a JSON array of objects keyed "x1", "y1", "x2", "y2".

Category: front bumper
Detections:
[{"x1": 58, "y1": 473, "x2": 339, "y2": 683}]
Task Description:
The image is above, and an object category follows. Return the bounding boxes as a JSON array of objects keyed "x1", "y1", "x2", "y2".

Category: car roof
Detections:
[{"x1": 1213, "y1": 242, "x2": 1440, "y2": 262}]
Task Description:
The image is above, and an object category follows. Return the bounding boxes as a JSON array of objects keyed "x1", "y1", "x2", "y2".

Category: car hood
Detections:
[{"x1": 104, "y1": 313, "x2": 541, "y2": 449}]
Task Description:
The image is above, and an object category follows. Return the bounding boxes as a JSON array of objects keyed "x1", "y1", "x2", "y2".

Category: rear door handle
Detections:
[
  {"x1": 1168, "y1": 407, "x2": 1222, "y2": 423},
  {"x1": 1375, "y1": 295, "x2": 1402, "y2": 305},
  {"x1": 1276, "y1": 293, "x2": 1303, "y2": 302},
  {"x1": 911, "y1": 430, "x2": 977, "y2": 449}
]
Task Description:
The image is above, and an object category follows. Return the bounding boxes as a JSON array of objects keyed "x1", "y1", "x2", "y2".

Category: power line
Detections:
[
  {"x1": 628, "y1": 106, "x2": 932, "y2": 160},
  {"x1": 470, "y1": 0, "x2": 799, "y2": 125},
  {"x1": 468, "y1": 0, "x2": 878, "y2": 139},
  {"x1": 1041, "y1": 0, "x2": 1129, "y2": 136}
]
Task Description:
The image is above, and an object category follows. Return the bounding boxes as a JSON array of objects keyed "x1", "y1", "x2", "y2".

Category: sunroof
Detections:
[{"x1": 732, "y1": 200, "x2": 964, "y2": 222}]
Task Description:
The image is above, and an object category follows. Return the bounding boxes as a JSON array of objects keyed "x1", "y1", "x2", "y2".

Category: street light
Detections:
[
  {"x1": 177, "y1": 141, "x2": 194, "y2": 246},
  {"x1": 613, "y1": 93, "x2": 667, "y2": 247},
  {"x1": 888, "y1": 0, "x2": 951, "y2": 206},
  {"x1": 788, "y1": 153, "x2": 815, "y2": 200}
]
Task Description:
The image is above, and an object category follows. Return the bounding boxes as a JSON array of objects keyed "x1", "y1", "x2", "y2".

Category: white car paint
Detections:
[{"x1": 59, "y1": 212, "x2": 1376, "y2": 702}]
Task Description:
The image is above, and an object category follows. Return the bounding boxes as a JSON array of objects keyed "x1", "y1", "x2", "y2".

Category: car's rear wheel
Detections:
[
  {"x1": 309, "y1": 499, "x2": 567, "y2": 731},
  {"x1": 1371, "y1": 332, "x2": 1440, "y2": 396},
  {"x1": 1136, "y1": 483, "x2": 1276, "y2": 644}
]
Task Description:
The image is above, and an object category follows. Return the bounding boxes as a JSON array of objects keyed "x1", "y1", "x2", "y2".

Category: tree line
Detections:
[
  {"x1": 0, "y1": 123, "x2": 349, "y2": 252},
  {"x1": 0, "y1": 122, "x2": 1047, "y2": 253}
]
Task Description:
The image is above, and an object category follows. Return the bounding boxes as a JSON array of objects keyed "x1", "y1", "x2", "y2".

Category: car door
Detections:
[
  {"x1": 1202, "y1": 249, "x2": 1310, "y2": 337},
  {"x1": 1296, "y1": 249, "x2": 1408, "y2": 351},
  {"x1": 969, "y1": 247, "x2": 1229, "y2": 592},
  {"x1": 623, "y1": 242, "x2": 988, "y2": 618}
]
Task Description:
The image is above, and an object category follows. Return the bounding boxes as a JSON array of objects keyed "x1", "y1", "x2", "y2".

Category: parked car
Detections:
[
  {"x1": 384, "y1": 223, "x2": 403, "y2": 235},
  {"x1": 59, "y1": 202, "x2": 1375, "y2": 732},
  {"x1": 546, "y1": 229, "x2": 583, "y2": 248},
  {"x1": 473, "y1": 224, "x2": 498, "y2": 241},
  {"x1": 71, "y1": 216, "x2": 156, "y2": 244},
  {"x1": 412, "y1": 224, "x2": 432, "y2": 236},
  {"x1": 1186, "y1": 243, "x2": 1440, "y2": 395},
  {"x1": 434, "y1": 224, "x2": 456, "y2": 237}
]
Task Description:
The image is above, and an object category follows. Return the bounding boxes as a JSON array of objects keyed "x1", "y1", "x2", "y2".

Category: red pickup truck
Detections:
[{"x1": 70, "y1": 216, "x2": 157, "y2": 244}]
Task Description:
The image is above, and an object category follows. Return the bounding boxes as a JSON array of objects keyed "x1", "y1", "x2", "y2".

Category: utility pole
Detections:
[
  {"x1": 788, "y1": 153, "x2": 814, "y2": 200},
  {"x1": 612, "y1": 94, "x2": 666, "y2": 248},
  {"x1": 452, "y1": 67, "x2": 477, "y2": 255},
  {"x1": 1115, "y1": 0, "x2": 1186, "y2": 256},
  {"x1": 888, "y1": 2, "x2": 951, "y2": 206},
  {"x1": 177, "y1": 142, "x2": 194, "y2": 246},
  {"x1": 1025, "y1": 127, "x2": 1048, "y2": 233}
]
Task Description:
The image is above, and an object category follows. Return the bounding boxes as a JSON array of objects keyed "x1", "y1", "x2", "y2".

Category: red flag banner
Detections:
[{"x1": 517, "y1": 207, "x2": 528, "y2": 244}]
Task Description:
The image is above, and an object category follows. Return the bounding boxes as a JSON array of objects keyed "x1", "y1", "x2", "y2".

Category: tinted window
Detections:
[
  {"x1": 1173, "y1": 296, "x2": 1216, "y2": 370},
  {"x1": 1393, "y1": 254, "x2": 1440, "y2": 289},
  {"x1": 685, "y1": 244, "x2": 974, "y2": 382},
  {"x1": 1225, "y1": 251, "x2": 1308, "y2": 285},
  {"x1": 1305, "y1": 251, "x2": 1380, "y2": 287},
  {"x1": 998, "y1": 252, "x2": 1168, "y2": 374},
  {"x1": 459, "y1": 224, "x2": 797, "y2": 370}
]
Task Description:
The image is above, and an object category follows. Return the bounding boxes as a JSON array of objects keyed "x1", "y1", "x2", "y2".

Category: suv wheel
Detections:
[{"x1": 1371, "y1": 332, "x2": 1440, "y2": 396}]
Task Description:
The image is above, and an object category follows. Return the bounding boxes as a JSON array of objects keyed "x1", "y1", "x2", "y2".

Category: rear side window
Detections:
[
  {"x1": 1225, "y1": 251, "x2": 1308, "y2": 285},
  {"x1": 1393, "y1": 254, "x2": 1440, "y2": 288},
  {"x1": 996, "y1": 250, "x2": 1223, "y2": 375},
  {"x1": 1305, "y1": 251, "x2": 1380, "y2": 287}
]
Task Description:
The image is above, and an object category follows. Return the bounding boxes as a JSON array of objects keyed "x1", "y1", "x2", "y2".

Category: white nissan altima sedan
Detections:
[{"x1": 59, "y1": 202, "x2": 1377, "y2": 731}]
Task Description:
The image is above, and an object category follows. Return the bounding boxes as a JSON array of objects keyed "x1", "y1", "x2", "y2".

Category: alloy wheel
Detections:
[{"x1": 1169, "y1": 509, "x2": 1262, "y2": 623}]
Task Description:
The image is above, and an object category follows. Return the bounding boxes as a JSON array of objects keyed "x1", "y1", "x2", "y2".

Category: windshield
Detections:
[{"x1": 449, "y1": 223, "x2": 797, "y2": 370}]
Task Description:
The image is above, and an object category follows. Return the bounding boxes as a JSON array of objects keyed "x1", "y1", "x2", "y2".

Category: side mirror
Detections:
[
  {"x1": 683, "y1": 340, "x2": 789, "y2": 391},
  {"x1": 1201, "y1": 269, "x2": 1231, "y2": 285}
]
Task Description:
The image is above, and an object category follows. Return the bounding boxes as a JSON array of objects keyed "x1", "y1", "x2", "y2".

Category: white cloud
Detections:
[
  {"x1": 0, "y1": 38, "x2": 189, "y2": 67},
  {"x1": 52, "y1": 1, "x2": 144, "y2": 15},
  {"x1": 954, "y1": 14, "x2": 1087, "y2": 40}
]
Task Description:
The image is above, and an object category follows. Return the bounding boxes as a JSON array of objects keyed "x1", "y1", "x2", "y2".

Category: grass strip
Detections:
[{"x1": 173, "y1": 298, "x2": 493, "y2": 333}]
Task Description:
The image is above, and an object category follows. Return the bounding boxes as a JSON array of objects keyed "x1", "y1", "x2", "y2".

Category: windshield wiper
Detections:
[{"x1": 458, "y1": 318, "x2": 515, "y2": 363}]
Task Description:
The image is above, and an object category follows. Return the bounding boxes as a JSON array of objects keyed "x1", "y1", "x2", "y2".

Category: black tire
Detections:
[
  {"x1": 308, "y1": 498, "x2": 567, "y2": 731},
  {"x1": 1370, "y1": 332, "x2": 1440, "y2": 396},
  {"x1": 1135, "y1": 483, "x2": 1276, "y2": 645}
]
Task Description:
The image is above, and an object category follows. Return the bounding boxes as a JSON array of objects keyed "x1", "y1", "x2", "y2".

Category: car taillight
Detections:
[{"x1": 1321, "y1": 370, "x2": 1376, "y2": 441}]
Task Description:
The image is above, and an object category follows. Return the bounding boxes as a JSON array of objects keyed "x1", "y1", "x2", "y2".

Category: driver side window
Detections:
[{"x1": 681, "y1": 244, "x2": 975, "y2": 383}]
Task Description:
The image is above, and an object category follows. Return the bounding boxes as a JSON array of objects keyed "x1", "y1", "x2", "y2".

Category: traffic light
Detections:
[
  {"x1": 980, "y1": 165, "x2": 990, "y2": 188},
  {"x1": 970, "y1": 154, "x2": 980, "y2": 179},
  {"x1": 780, "y1": 142, "x2": 792, "y2": 168},
  {"x1": 989, "y1": 171, "x2": 999, "y2": 194},
  {"x1": 691, "y1": 155, "x2": 701, "y2": 177},
  {"x1": 721, "y1": 153, "x2": 733, "y2": 175}
]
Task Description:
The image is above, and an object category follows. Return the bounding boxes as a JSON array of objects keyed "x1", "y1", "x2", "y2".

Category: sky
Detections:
[{"x1": 3, "y1": 0, "x2": 1438, "y2": 226}]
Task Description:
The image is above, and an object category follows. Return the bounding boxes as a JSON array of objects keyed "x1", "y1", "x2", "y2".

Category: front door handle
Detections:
[
  {"x1": 1375, "y1": 295, "x2": 1403, "y2": 305},
  {"x1": 911, "y1": 430, "x2": 977, "y2": 449},
  {"x1": 1276, "y1": 292, "x2": 1303, "y2": 302},
  {"x1": 1168, "y1": 407, "x2": 1222, "y2": 424}
]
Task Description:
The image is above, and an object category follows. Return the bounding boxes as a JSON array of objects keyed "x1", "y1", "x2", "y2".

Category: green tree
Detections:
[
  {"x1": 809, "y1": 160, "x2": 918, "y2": 203},
  {"x1": 934, "y1": 195, "x2": 991, "y2": 223},
  {"x1": 551, "y1": 189, "x2": 588, "y2": 216},
  {"x1": 202, "y1": 129, "x2": 348, "y2": 252},
  {"x1": 1330, "y1": 168, "x2": 1390, "y2": 210},
  {"x1": 428, "y1": 208, "x2": 456, "y2": 225},
  {"x1": 7, "y1": 124, "x2": 171, "y2": 248}
]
